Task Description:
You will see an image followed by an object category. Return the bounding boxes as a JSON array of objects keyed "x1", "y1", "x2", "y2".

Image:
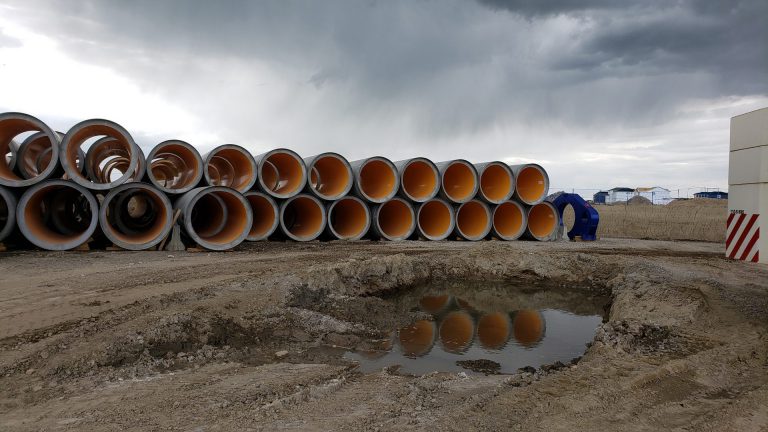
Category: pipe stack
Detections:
[{"x1": 0, "y1": 112, "x2": 558, "y2": 251}]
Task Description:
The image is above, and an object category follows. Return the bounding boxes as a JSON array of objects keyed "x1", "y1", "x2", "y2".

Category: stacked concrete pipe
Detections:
[
  {"x1": 203, "y1": 144, "x2": 257, "y2": 193},
  {"x1": 146, "y1": 140, "x2": 204, "y2": 194},
  {"x1": 174, "y1": 186, "x2": 252, "y2": 251}
]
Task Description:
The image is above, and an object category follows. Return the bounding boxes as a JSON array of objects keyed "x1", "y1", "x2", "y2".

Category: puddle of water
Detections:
[{"x1": 344, "y1": 282, "x2": 606, "y2": 375}]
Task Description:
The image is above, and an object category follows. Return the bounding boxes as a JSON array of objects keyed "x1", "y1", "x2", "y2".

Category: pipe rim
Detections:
[
  {"x1": 440, "y1": 159, "x2": 479, "y2": 204},
  {"x1": 244, "y1": 191, "x2": 279, "y2": 241},
  {"x1": 327, "y1": 196, "x2": 371, "y2": 241},
  {"x1": 478, "y1": 161, "x2": 515, "y2": 204},
  {"x1": 0, "y1": 186, "x2": 17, "y2": 242},
  {"x1": 0, "y1": 112, "x2": 61, "y2": 188},
  {"x1": 514, "y1": 163, "x2": 550, "y2": 205},
  {"x1": 374, "y1": 197, "x2": 415, "y2": 241},
  {"x1": 16, "y1": 179, "x2": 99, "y2": 250},
  {"x1": 182, "y1": 186, "x2": 252, "y2": 250},
  {"x1": 492, "y1": 200, "x2": 526, "y2": 241},
  {"x1": 416, "y1": 198, "x2": 455, "y2": 241},
  {"x1": 526, "y1": 201, "x2": 559, "y2": 241},
  {"x1": 400, "y1": 157, "x2": 440, "y2": 202},
  {"x1": 279, "y1": 193, "x2": 326, "y2": 241},
  {"x1": 355, "y1": 156, "x2": 399, "y2": 203},
  {"x1": 99, "y1": 183, "x2": 172, "y2": 250},
  {"x1": 204, "y1": 144, "x2": 257, "y2": 193},
  {"x1": 306, "y1": 152, "x2": 353, "y2": 200},
  {"x1": 455, "y1": 200, "x2": 492, "y2": 241},
  {"x1": 147, "y1": 140, "x2": 204, "y2": 194},
  {"x1": 258, "y1": 148, "x2": 307, "y2": 199}
]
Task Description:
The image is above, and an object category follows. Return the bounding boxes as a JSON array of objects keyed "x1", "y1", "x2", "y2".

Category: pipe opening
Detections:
[
  {"x1": 206, "y1": 147, "x2": 255, "y2": 192},
  {"x1": 329, "y1": 197, "x2": 369, "y2": 239},
  {"x1": 22, "y1": 182, "x2": 95, "y2": 247},
  {"x1": 517, "y1": 166, "x2": 547, "y2": 204},
  {"x1": 190, "y1": 190, "x2": 249, "y2": 246},
  {"x1": 0, "y1": 115, "x2": 59, "y2": 186},
  {"x1": 480, "y1": 163, "x2": 513, "y2": 203},
  {"x1": 260, "y1": 151, "x2": 305, "y2": 197},
  {"x1": 359, "y1": 159, "x2": 397, "y2": 201},
  {"x1": 477, "y1": 312, "x2": 511, "y2": 350},
  {"x1": 377, "y1": 199, "x2": 414, "y2": 240},
  {"x1": 102, "y1": 186, "x2": 170, "y2": 246},
  {"x1": 513, "y1": 310, "x2": 545, "y2": 347},
  {"x1": 456, "y1": 200, "x2": 491, "y2": 240},
  {"x1": 85, "y1": 138, "x2": 144, "y2": 183},
  {"x1": 528, "y1": 203, "x2": 557, "y2": 239},
  {"x1": 493, "y1": 201, "x2": 525, "y2": 240},
  {"x1": 399, "y1": 320, "x2": 436, "y2": 357},
  {"x1": 282, "y1": 195, "x2": 324, "y2": 240},
  {"x1": 16, "y1": 132, "x2": 61, "y2": 180},
  {"x1": 309, "y1": 154, "x2": 351, "y2": 199},
  {"x1": 439, "y1": 311, "x2": 474, "y2": 354},
  {"x1": 418, "y1": 199, "x2": 452, "y2": 240},
  {"x1": 402, "y1": 160, "x2": 438, "y2": 201},
  {"x1": 245, "y1": 192, "x2": 278, "y2": 240},
  {"x1": 148, "y1": 142, "x2": 201, "y2": 192},
  {"x1": 62, "y1": 123, "x2": 137, "y2": 188},
  {"x1": 442, "y1": 161, "x2": 477, "y2": 202}
]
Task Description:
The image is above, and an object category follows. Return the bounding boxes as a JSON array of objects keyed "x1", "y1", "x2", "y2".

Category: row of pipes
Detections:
[{"x1": 0, "y1": 112, "x2": 559, "y2": 251}]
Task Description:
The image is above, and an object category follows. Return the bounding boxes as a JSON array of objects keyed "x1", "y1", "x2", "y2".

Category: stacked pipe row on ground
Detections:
[{"x1": 0, "y1": 112, "x2": 558, "y2": 251}]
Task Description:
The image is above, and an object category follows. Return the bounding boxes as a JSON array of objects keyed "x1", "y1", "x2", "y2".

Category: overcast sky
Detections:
[{"x1": 1, "y1": 0, "x2": 766, "y2": 193}]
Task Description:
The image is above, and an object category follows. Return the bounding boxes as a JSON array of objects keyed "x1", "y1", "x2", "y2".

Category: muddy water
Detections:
[{"x1": 345, "y1": 281, "x2": 607, "y2": 375}]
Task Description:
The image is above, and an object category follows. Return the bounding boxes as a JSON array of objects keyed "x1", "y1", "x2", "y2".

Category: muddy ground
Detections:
[{"x1": 0, "y1": 239, "x2": 766, "y2": 431}]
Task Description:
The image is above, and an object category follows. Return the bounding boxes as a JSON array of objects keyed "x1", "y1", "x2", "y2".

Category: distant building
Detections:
[
  {"x1": 635, "y1": 187, "x2": 672, "y2": 205},
  {"x1": 606, "y1": 187, "x2": 634, "y2": 204},
  {"x1": 694, "y1": 191, "x2": 728, "y2": 199},
  {"x1": 593, "y1": 191, "x2": 608, "y2": 204}
]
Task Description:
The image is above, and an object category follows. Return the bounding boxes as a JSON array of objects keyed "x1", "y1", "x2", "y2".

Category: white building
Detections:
[
  {"x1": 635, "y1": 187, "x2": 673, "y2": 205},
  {"x1": 606, "y1": 187, "x2": 634, "y2": 204}
]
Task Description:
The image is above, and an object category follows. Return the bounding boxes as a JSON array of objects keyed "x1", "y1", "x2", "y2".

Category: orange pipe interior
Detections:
[
  {"x1": 359, "y1": 159, "x2": 396, "y2": 200},
  {"x1": 329, "y1": 198, "x2": 368, "y2": 239},
  {"x1": 442, "y1": 162, "x2": 476, "y2": 202},
  {"x1": 377, "y1": 199, "x2": 413, "y2": 239},
  {"x1": 477, "y1": 312, "x2": 511, "y2": 350},
  {"x1": 418, "y1": 200, "x2": 451, "y2": 239},
  {"x1": 398, "y1": 320, "x2": 435, "y2": 357},
  {"x1": 439, "y1": 311, "x2": 474, "y2": 353},
  {"x1": 402, "y1": 160, "x2": 437, "y2": 200},
  {"x1": 104, "y1": 189, "x2": 169, "y2": 244},
  {"x1": 0, "y1": 118, "x2": 43, "y2": 182},
  {"x1": 310, "y1": 155, "x2": 350, "y2": 199},
  {"x1": 246, "y1": 194, "x2": 277, "y2": 239},
  {"x1": 513, "y1": 310, "x2": 545, "y2": 347},
  {"x1": 150, "y1": 143, "x2": 200, "y2": 190},
  {"x1": 207, "y1": 148, "x2": 254, "y2": 191},
  {"x1": 480, "y1": 163, "x2": 512, "y2": 202},
  {"x1": 456, "y1": 201, "x2": 490, "y2": 239},
  {"x1": 23, "y1": 184, "x2": 93, "y2": 244},
  {"x1": 516, "y1": 166, "x2": 546, "y2": 204},
  {"x1": 191, "y1": 191, "x2": 249, "y2": 245},
  {"x1": 528, "y1": 203, "x2": 557, "y2": 239},
  {"x1": 493, "y1": 201, "x2": 524, "y2": 239},
  {"x1": 18, "y1": 133, "x2": 56, "y2": 179},
  {"x1": 261, "y1": 151, "x2": 304, "y2": 196},
  {"x1": 419, "y1": 295, "x2": 451, "y2": 315},
  {"x1": 283, "y1": 196, "x2": 324, "y2": 240},
  {"x1": 65, "y1": 125, "x2": 133, "y2": 182}
]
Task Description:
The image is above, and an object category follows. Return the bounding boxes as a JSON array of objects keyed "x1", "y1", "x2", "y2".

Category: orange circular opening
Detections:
[
  {"x1": 402, "y1": 160, "x2": 438, "y2": 201},
  {"x1": 513, "y1": 310, "x2": 545, "y2": 347},
  {"x1": 377, "y1": 199, "x2": 414, "y2": 240},
  {"x1": 23, "y1": 183, "x2": 95, "y2": 245},
  {"x1": 439, "y1": 311, "x2": 474, "y2": 353},
  {"x1": 261, "y1": 151, "x2": 305, "y2": 197},
  {"x1": 493, "y1": 201, "x2": 525, "y2": 240},
  {"x1": 190, "y1": 190, "x2": 249, "y2": 246},
  {"x1": 359, "y1": 159, "x2": 396, "y2": 201},
  {"x1": 103, "y1": 187, "x2": 170, "y2": 245},
  {"x1": 329, "y1": 197, "x2": 369, "y2": 239},
  {"x1": 480, "y1": 163, "x2": 513, "y2": 203},
  {"x1": 309, "y1": 154, "x2": 351, "y2": 199},
  {"x1": 528, "y1": 203, "x2": 557, "y2": 239},
  {"x1": 282, "y1": 196, "x2": 324, "y2": 240},
  {"x1": 246, "y1": 193, "x2": 277, "y2": 240},
  {"x1": 442, "y1": 162, "x2": 477, "y2": 202},
  {"x1": 0, "y1": 117, "x2": 56, "y2": 184},
  {"x1": 398, "y1": 320, "x2": 435, "y2": 357},
  {"x1": 516, "y1": 166, "x2": 547, "y2": 204},
  {"x1": 456, "y1": 201, "x2": 490, "y2": 240},
  {"x1": 149, "y1": 142, "x2": 201, "y2": 191},
  {"x1": 419, "y1": 295, "x2": 451, "y2": 314},
  {"x1": 206, "y1": 147, "x2": 255, "y2": 192},
  {"x1": 477, "y1": 312, "x2": 511, "y2": 350},
  {"x1": 65, "y1": 125, "x2": 135, "y2": 185},
  {"x1": 418, "y1": 200, "x2": 452, "y2": 240}
]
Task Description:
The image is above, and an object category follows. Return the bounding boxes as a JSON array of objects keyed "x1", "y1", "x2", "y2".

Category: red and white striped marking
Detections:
[{"x1": 726, "y1": 213, "x2": 760, "y2": 262}]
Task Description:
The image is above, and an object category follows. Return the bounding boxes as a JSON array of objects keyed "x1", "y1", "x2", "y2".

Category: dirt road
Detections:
[{"x1": 0, "y1": 239, "x2": 766, "y2": 431}]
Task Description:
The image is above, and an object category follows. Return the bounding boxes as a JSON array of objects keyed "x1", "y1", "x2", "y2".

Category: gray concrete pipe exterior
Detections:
[
  {"x1": 16, "y1": 179, "x2": 99, "y2": 250},
  {"x1": 325, "y1": 195, "x2": 370, "y2": 241},
  {"x1": 174, "y1": 186, "x2": 252, "y2": 250},
  {"x1": 203, "y1": 144, "x2": 257, "y2": 193},
  {"x1": 0, "y1": 185, "x2": 17, "y2": 242},
  {"x1": 490, "y1": 200, "x2": 527, "y2": 241},
  {"x1": 279, "y1": 193, "x2": 326, "y2": 241},
  {"x1": 394, "y1": 157, "x2": 440, "y2": 203},
  {"x1": 244, "y1": 191, "x2": 279, "y2": 241},
  {"x1": 0, "y1": 112, "x2": 63, "y2": 188},
  {"x1": 436, "y1": 159, "x2": 479, "y2": 204},
  {"x1": 349, "y1": 156, "x2": 399, "y2": 203},
  {"x1": 99, "y1": 183, "x2": 173, "y2": 250},
  {"x1": 303, "y1": 152, "x2": 353, "y2": 200},
  {"x1": 523, "y1": 201, "x2": 559, "y2": 241},
  {"x1": 474, "y1": 161, "x2": 515, "y2": 204},
  {"x1": 454, "y1": 199, "x2": 492, "y2": 241},
  {"x1": 254, "y1": 148, "x2": 307, "y2": 199},
  {"x1": 415, "y1": 198, "x2": 455, "y2": 241},
  {"x1": 370, "y1": 197, "x2": 415, "y2": 241},
  {"x1": 145, "y1": 140, "x2": 204, "y2": 194},
  {"x1": 509, "y1": 163, "x2": 549, "y2": 205}
]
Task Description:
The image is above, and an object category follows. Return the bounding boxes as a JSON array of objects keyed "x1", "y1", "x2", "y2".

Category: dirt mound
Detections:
[{"x1": 626, "y1": 195, "x2": 652, "y2": 206}]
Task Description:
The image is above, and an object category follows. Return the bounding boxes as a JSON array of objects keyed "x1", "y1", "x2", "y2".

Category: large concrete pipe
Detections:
[
  {"x1": 304, "y1": 152, "x2": 352, "y2": 200},
  {"x1": 394, "y1": 158, "x2": 440, "y2": 202},
  {"x1": 371, "y1": 197, "x2": 415, "y2": 241},
  {"x1": 439, "y1": 310, "x2": 475, "y2": 353},
  {"x1": 255, "y1": 148, "x2": 307, "y2": 199},
  {"x1": 0, "y1": 186, "x2": 17, "y2": 243},
  {"x1": 243, "y1": 191, "x2": 279, "y2": 241},
  {"x1": 416, "y1": 198, "x2": 455, "y2": 241},
  {"x1": 398, "y1": 320, "x2": 437, "y2": 357},
  {"x1": 16, "y1": 132, "x2": 80, "y2": 180},
  {"x1": 491, "y1": 200, "x2": 527, "y2": 241},
  {"x1": 510, "y1": 164, "x2": 549, "y2": 205},
  {"x1": 512, "y1": 310, "x2": 545, "y2": 347},
  {"x1": 350, "y1": 157, "x2": 399, "y2": 203},
  {"x1": 454, "y1": 200, "x2": 492, "y2": 241},
  {"x1": 203, "y1": 144, "x2": 257, "y2": 193},
  {"x1": 16, "y1": 179, "x2": 99, "y2": 250},
  {"x1": 326, "y1": 196, "x2": 370, "y2": 241},
  {"x1": 477, "y1": 312, "x2": 512, "y2": 350},
  {"x1": 0, "y1": 112, "x2": 62, "y2": 188},
  {"x1": 475, "y1": 161, "x2": 514, "y2": 204},
  {"x1": 524, "y1": 201, "x2": 559, "y2": 241},
  {"x1": 84, "y1": 137, "x2": 146, "y2": 184},
  {"x1": 279, "y1": 194, "x2": 326, "y2": 241},
  {"x1": 60, "y1": 119, "x2": 140, "y2": 191},
  {"x1": 436, "y1": 159, "x2": 479, "y2": 204},
  {"x1": 99, "y1": 183, "x2": 173, "y2": 250},
  {"x1": 174, "y1": 186, "x2": 252, "y2": 251},
  {"x1": 146, "y1": 140, "x2": 204, "y2": 194}
]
